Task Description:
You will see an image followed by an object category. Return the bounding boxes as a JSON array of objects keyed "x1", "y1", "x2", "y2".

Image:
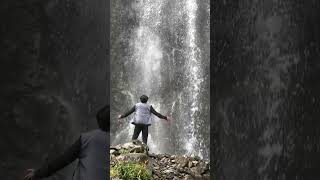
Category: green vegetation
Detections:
[
  {"x1": 111, "y1": 162, "x2": 152, "y2": 180},
  {"x1": 118, "y1": 148, "x2": 130, "y2": 154}
]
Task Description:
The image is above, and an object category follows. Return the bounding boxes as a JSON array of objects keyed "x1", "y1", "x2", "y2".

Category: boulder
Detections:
[
  {"x1": 176, "y1": 156, "x2": 189, "y2": 168},
  {"x1": 115, "y1": 153, "x2": 149, "y2": 164}
]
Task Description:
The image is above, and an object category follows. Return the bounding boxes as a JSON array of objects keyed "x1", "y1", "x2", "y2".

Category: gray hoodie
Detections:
[
  {"x1": 73, "y1": 129, "x2": 108, "y2": 180},
  {"x1": 34, "y1": 129, "x2": 109, "y2": 180}
]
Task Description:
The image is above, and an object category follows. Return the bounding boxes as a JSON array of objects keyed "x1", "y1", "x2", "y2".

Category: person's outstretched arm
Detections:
[
  {"x1": 118, "y1": 106, "x2": 135, "y2": 119},
  {"x1": 24, "y1": 137, "x2": 81, "y2": 180},
  {"x1": 150, "y1": 106, "x2": 168, "y2": 120}
]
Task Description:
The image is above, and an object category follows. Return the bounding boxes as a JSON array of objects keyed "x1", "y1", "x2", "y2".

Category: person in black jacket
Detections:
[{"x1": 23, "y1": 105, "x2": 109, "y2": 180}]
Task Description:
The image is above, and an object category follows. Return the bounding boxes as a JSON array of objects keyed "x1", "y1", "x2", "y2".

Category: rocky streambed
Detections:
[{"x1": 110, "y1": 140, "x2": 210, "y2": 180}]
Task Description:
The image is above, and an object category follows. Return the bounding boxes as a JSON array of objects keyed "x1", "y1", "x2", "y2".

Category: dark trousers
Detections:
[{"x1": 132, "y1": 124, "x2": 149, "y2": 144}]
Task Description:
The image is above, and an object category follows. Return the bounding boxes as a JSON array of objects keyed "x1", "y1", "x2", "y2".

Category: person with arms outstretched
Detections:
[{"x1": 118, "y1": 95, "x2": 171, "y2": 144}]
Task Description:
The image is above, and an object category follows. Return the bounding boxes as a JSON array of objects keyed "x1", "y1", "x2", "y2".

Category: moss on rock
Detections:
[{"x1": 111, "y1": 162, "x2": 152, "y2": 180}]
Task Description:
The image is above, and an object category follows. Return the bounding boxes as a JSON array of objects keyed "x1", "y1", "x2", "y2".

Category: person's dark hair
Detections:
[
  {"x1": 96, "y1": 105, "x2": 109, "y2": 132},
  {"x1": 140, "y1": 95, "x2": 148, "y2": 103}
]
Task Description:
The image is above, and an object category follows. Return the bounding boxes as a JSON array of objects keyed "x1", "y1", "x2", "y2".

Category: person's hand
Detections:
[
  {"x1": 117, "y1": 115, "x2": 124, "y2": 126},
  {"x1": 24, "y1": 169, "x2": 36, "y2": 180},
  {"x1": 166, "y1": 116, "x2": 172, "y2": 122}
]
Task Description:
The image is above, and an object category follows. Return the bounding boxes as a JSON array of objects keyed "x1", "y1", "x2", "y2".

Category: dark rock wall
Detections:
[
  {"x1": 0, "y1": 0, "x2": 109, "y2": 179},
  {"x1": 212, "y1": 0, "x2": 320, "y2": 179}
]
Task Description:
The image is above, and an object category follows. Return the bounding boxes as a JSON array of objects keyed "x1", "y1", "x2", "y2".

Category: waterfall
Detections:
[{"x1": 111, "y1": 0, "x2": 210, "y2": 160}]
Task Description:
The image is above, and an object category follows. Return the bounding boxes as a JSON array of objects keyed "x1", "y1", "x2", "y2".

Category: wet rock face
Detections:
[
  {"x1": 110, "y1": 140, "x2": 210, "y2": 180},
  {"x1": 212, "y1": 0, "x2": 320, "y2": 179},
  {"x1": 110, "y1": 0, "x2": 210, "y2": 159},
  {"x1": 1, "y1": 0, "x2": 108, "y2": 179}
]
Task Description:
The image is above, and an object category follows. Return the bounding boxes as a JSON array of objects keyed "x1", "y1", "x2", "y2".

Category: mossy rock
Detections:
[
  {"x1": 111, "y1": 162, "x2": 152, "y2": 180},
  {"x1": 115, "y1": 153, "x2": 149, "y2": 164}
]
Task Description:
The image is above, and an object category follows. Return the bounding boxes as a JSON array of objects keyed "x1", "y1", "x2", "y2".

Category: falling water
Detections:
[{"x1": 111, "y1": 0, "x2": 210, "y2": 160}]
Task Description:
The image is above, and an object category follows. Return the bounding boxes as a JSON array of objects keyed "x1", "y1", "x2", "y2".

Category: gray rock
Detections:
[
  {"x1": 115, "y1": 153, "x2": 149, "y2": 164},
  {"x1": 183, "y1": 175, "x2": 194, "y2": 180},
  {"x1": 176, "y1": 156, "x2": 189, "y2": 168},
  {"x1": 192, "y1": 160, "x2": 199, "y2": 166},
  {"x1": 163, "y1": 168, "x2": 174, "y2": 174}
]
